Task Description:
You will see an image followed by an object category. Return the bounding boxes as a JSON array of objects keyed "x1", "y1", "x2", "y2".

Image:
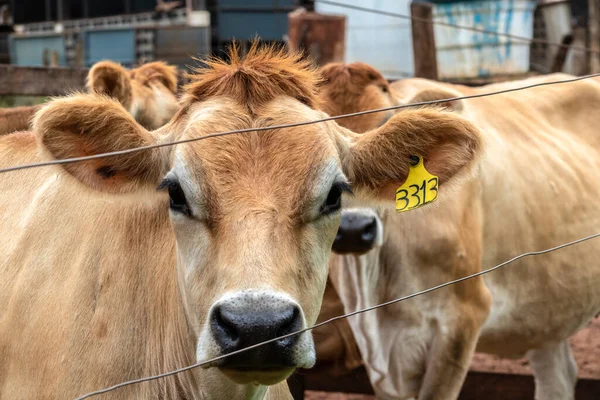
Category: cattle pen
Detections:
[{"x1": 3, "y1": 1, "x2": 600, "y2": 400}]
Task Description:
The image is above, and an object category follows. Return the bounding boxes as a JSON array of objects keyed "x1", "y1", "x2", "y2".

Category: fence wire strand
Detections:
[
  {"x1": 75, "y1": 231, "x2": 600, "y2": 399},
  {"x1": 313, "y1": 0, "x2": 600, "y2": 55},
  {"x1": 3, "y1": 72, "x2": 600, "y2": 176}
]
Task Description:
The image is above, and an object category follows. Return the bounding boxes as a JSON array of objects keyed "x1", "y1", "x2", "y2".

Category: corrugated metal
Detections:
[
  {"x1": 155, "y1": 27, "x2": 211, "y2": 70},
  {"x1": 9, "y1": 35, "x2": 67, "y2": 66},
  {"x1": 83, "y1": 29, "x2": 136, "y2": 67},
  {"x1": 315, "y1": 0, "x2": 414, "y2": 80},
  {"x1": 217, "y1": 12, "x2": 289, "y2": 41},
  {"x1": 215, "y1": 0, "x2": 296, "y2": 41},
  {"x1": 432, "y1": 0, "x2": 537, "y2": 79}
]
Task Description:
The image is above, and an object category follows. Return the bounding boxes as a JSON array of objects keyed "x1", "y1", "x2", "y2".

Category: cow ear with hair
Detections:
[
  {"x1": 133, "y1": 61, "x2": 179, "y2": 94},
  {"x1": 34, "y1": 94, "x2": 165, "y2": 194},
  {"x1": 343, "y1": 108, "x2": 482, "y2": 200},
  {"x1": 86, "y1": 61, "x2": 133, "y2": 110}
]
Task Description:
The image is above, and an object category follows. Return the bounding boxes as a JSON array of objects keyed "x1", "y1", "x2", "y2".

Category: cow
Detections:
[
  {"x1": 318, "y1": 62, "x2": 600, "y2": 400},
  {"x1": 86, "y1": 60, "x2": 180, "y2": 130},
  {"x1": 0, "y1": 44, "x2": 483, "y2": 399},
  {"x1": 0, "y1": 60, "x2": 179, "y2": 136},
  {"x1": 310, "y1": 62, "x2": 399, "y2": 377}
]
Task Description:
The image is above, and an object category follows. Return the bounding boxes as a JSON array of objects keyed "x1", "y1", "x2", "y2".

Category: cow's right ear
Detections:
[
  {"x1": 86, "y1": 61, "x2": 133, "y2": 110},
  {"x1": 34, "y1": 94, "x2": 165, "y2": 194}
]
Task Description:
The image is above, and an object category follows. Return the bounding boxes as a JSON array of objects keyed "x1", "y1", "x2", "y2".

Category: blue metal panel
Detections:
[
  {"x1": 9, "y1": 35, "x2": 66, "y2": 67},
  {"x1": 84, "y1": 29, "x2": 136, "y2": 67},
  {"x1": 218, "y1": 12, "x2": 288, "y2": 41},
  {"x1": 431, "y1": 0, "x2": 536, "y2": 78}
]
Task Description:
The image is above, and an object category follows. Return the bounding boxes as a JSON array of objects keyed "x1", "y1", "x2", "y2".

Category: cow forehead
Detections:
[{"x1": 171, "y1": 96, "x2": 345, "y2": 215}]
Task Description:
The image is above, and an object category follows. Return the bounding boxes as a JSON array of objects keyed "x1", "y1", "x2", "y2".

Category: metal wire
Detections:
[
  {"x1": 313, "y1": 0, "x2": 599, "y2": 55},
  {"x1": 4, "y1": 72, "x2": 600, "y2": 176},
  {"x1": 75, "y1": 231, "x2": 600, "y2": 399}
]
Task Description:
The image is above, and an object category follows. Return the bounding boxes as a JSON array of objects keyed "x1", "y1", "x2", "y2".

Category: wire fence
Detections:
[
  {"x1": 75, "y1": 232, "x2": 600, "y2": 399},
  {"x1": 2, "y1": 2, "x2": 600, "y2": 399},
  {"x1": 3, "y1": 72, "x2": 600, "y2": 175},
  {"x1": 313, "y1": 0, "x2": 600, "y2": 56}
]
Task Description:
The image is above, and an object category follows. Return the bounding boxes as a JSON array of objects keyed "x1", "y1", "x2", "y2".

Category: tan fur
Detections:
[
  {"x1": 87, "y1": 61, "x2": 134, "y2": 109},
  {"x1": 0, "y1": 45, "x2": 482, "y2": 399},
  {"x1": 184, "y1": 43, "x2": 321, "y2": 115},
  {"x1": 0, "y1": 105, "x2": 41, "y2": 135},
  {"x1": 317, "y1": 62, "x2": 399, "y2": 133},
  {"x1": 87, "y1": 60, "x2": 180, "y2": 130},
  {"x1": 319, "y1": 67, "x2": 600, "y2": 399}
]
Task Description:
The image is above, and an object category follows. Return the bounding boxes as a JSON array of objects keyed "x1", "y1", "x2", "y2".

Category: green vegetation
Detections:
[{"x1": 0, "y1": 96, "x2": 49, "y2": 108}]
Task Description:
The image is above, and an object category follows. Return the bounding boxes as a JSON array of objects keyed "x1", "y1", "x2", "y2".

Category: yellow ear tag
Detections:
[{"x1": 395, "y1": 155, "x2": 438, "y2": 212}]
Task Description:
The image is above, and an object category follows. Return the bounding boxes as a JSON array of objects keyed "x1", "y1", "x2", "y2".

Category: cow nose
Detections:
[
  {"x1": 332, "y1": 212, "x2": 378, "y2": 254},
  {"x1": 210, "y1": 294, "x2": 303, "y2": 369}
]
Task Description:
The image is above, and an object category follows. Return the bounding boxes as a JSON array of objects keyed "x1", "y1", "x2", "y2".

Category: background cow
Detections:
[
  {"x1": 311, "y1": 63, "x2": 399, "y2": 377},
  {"x1": 86, "y1": 60, "x2": 180, "y2": 130},
  {"x1": 318, "y1": 62, "x2": 600, "y2": 400},
  {"x1": 0, "y1": 45, "x2": 482, "y2": 399},
  {"x1": 0, "y1": 60, "x2": 179, "y2": 136}
]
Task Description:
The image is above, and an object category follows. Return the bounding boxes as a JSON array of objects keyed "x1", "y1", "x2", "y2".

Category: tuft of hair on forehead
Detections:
[
  {"x1": 131, "y1": 61, "x2": 179, "y2": 93},
  {"x1": 320, "y1": 62, "x2": 386, "y2": 92},
  {"x1": 183, "y1": 41, "x2": 321, "y2": 113}
]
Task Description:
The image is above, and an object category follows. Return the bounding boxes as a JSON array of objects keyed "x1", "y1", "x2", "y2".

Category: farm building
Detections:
[{"x1": 0, "y1": 0, "x2": 314, "y2": 70}]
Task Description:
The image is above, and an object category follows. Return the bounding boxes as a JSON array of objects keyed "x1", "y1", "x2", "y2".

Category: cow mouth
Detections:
[{"x1": 219, "y1": 367, "x2": 296, "y2": 385}]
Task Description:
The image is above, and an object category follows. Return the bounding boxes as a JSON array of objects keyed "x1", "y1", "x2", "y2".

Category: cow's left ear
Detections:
[
  {"x1": 86, "y1": 61, "x2": 133, "y2": 109},
  {"x1": 34, "y1": 94, "x2": 166, "y2": 194},
  {"x1": 343, "y1": 108, "x2": 482, "y2": 200}
]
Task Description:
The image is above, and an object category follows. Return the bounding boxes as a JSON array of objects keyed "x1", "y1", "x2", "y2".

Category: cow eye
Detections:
[
  {"x1": 320, "y1": 182, "x2": 352, "y2": 216},
  {"x1": 158, "y1": 179, "x2": 191, "y2": 216}
]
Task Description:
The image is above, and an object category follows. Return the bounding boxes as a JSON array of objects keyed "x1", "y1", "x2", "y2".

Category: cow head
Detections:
[
  {"x1": 318, "y1": 62, "x2": 399, "y2": 133},
  {"x1": 34, "y1": 45, "x2": 482, "y2": 392},
  {"x1": 322, "y1": 69, "x2": 468, "y2": 258},
  {"x1": 86, "y1": 60, "x2": 180, "y2": 130}
]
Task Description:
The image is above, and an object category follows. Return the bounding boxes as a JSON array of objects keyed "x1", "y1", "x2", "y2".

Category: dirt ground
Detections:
[{"x1": 306, "y1": 317, "x2": 600, "y2": 399}]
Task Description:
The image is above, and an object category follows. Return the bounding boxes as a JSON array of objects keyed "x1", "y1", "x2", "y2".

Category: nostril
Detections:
[
  {"x1": 213, "y1": 306, "x2": 239, "y2": 343},
  {"x1": 279, "y1": 306, "x2": 300, "y2": 333},
  {"x1": 276, "y1": 305, "x2": 302, "y2": 347},
  {"x1": 361, "y1": 218, "x2": 377, "y2": 244}
]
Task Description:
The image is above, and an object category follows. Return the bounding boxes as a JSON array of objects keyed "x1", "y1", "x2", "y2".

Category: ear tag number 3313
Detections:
[{"x1": 395, "y1": 155, "x2": 438, "y2": 212}]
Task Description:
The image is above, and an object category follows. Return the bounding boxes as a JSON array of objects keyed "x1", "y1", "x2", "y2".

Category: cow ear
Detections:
[
  {"x1": 34, "y1": 94, "x2": 165, "y2": 194},
  {"x1": 133, "y1": 61, "x2": 179, "y2": 93},
  {"x1": 344, "y1": 109, "x2": 481, "y2": 200},
  {"x1": 405, "y1": 87, "x2": 464, "y2": 112},
  {"x1": 86, "y1": 61, "x2": 133, "y2": 110}
]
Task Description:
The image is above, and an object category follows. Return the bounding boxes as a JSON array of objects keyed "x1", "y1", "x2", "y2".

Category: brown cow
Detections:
[
  {"x1": 320, "y1": 63, "x2": 600, "y2": 400},
  {"x1": 86, "y1": 60, "x2": 179, "y2": 130},
  {"x1": 0, "y1": 61, "x2": 179, "y2": 136},
  {"x1": 318, "y1": 62, "x2": 400, "y2": 133},
  {"x1": 0, "y1": 45, "x2": 482, "y2": 399}
]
